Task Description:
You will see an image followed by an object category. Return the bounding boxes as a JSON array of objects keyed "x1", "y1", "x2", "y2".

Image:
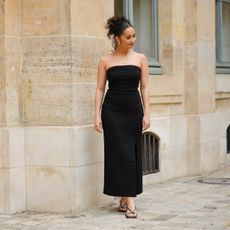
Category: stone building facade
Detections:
[{"x1": 0, "y1": 0, "x2": 229, "y2": 214}]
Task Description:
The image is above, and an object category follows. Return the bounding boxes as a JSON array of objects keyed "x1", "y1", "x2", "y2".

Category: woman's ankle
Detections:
[{"x1": 127, "y1": 197, "x2": 135, "y2": 208}]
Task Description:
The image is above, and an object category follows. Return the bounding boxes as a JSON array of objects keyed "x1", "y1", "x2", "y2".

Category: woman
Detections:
[{"x1": 94, "y1": 15, "x2": 150, "y2": 218}]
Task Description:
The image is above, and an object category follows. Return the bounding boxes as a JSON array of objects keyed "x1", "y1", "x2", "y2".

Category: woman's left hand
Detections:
[{"x1": 142, "y1": 114, "x2": 151, "y2": 131}]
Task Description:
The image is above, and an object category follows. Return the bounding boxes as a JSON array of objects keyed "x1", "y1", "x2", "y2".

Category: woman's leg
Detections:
[
  {"x1": 118, "y1": 196, "x2": 128, "y2": 211},
  {"x1": 120, "y1": 196, "x2": 135, "y2": 208},
  {"x1": 126, "y1": 197, "x2": 135, "y2": 210},
  {"x1": 125, "y1": 197, "x2": 137, "y2": 218},
  {"x1": 120, "y1": 196, "x2": 128, "y2": 205}
]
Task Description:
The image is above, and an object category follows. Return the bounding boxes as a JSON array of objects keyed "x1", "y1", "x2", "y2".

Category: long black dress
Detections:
[{"x1": 101, "y1": 65, "x2": 144, "y2": 197}]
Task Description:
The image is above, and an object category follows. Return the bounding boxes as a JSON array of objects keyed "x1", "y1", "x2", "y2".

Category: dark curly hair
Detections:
[{"x1": 105, "y1": 15, "x2": 133, "y2": 49}]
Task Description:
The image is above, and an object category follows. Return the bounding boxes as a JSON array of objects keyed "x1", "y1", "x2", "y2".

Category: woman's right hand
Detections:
[{"x1": 94, "y1": 115, "x2": 103, "y2": 133}]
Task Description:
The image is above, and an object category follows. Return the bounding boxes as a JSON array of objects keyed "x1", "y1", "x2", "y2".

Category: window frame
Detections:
[
  {"x1": 121, "y1": 0, "x2": 162, "y2": 75},
  {"x1": 216, "y1": 0, "x2": 230, "y2": 74}
]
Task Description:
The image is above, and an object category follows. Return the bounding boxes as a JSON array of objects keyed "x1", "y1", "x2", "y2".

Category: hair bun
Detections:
[{"x1": 105, "y1": 15, "x2": 132, "y2": 39}]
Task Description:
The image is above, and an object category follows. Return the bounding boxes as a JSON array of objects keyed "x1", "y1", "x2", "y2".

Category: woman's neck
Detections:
[{"x1": 113, "y1": 47, "x2": 132, "y2": 56}]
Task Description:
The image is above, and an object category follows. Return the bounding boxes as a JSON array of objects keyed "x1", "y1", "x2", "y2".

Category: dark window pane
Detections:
[
  {"x1": 227, "y1": 125, "x2": 230, "y2": 153},
  {"x1": 133, "y1": 0, "x2": 154, "y2": 61},
  {"x1": 221, "y1": 2, "x2": 230, "y2": 62},
  {"x1": 115, "y1": 0, "x2": 123, "y2": 16}
]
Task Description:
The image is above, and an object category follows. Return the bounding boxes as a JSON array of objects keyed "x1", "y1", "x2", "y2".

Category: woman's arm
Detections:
[
  {"x1": 94, "y1": 58, "x2": 107, "y2": 132},
  {"x1": 140, "y1": 54, "x2": 151, "y2": 130}
]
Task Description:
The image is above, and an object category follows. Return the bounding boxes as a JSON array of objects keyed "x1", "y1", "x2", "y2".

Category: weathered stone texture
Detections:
[
  {"x1": 21, "y1": 83, "x2": 73, "y2": 125},
  {"x1": 4, "y1": 0, "x2": 21, "y2": 36},
  {"x1": 0, "y1": 37, "x2": 5, "y2": 126},
  {"x1": 71, "y1": 37, "x2": 106, "y2": 83},
  {"x1": 22, "y1": 0, "x2": 70, "y2": 35},
  {"x1": 0, "y1": 1, "x2": 4, "y2": 35},
  {"x1": 22, "y1": 37, "x2": 72, "y2": 83},
  {"x1": 71, "y1": 0, "x2": 106, "y2": 37},
  {"x1": 5, "y1": 37, "x2": 23, "y2": 125}
]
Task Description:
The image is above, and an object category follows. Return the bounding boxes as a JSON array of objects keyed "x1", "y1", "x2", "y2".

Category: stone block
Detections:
[
  {"x1": 158, "y1": 0, "x2": 173, "y2": 75},
  {"x1": 149, "y1": 117, "x2": 170, "y2": 150},
  {"x1": 200, "y1": 141, "x2": 219, "y2": 173},
  {"x1": 0, "y1": 127, "x2": 24, "y2": 168},
  {"x1": 70, "y1": 0, "x2": 110, "y2": 37},
  {"x1": 72, "y1": 84, "x2": 95, "y2": 125},
  {"x1": 216, "y1": 75, "x2": 230, "y2": 93},
  {"x1": 172, "y1": 41, "x2": 184, "y2": 76},
  {"x1": 71, "y1": 126, "x2": 103, "y2": 167},
  {"x1": 217, "y1": 111, "x2": 230, "y2": 138},
  {"x1": 149, "y1": 115, "x2": 186, "y2": 150},
  {"x1": 0, "y1": 168, "x2": 6, "y2": 213},
  {"x1": 159, "y1": 40, "x2": 173, "y2": 75},
  {"x1": 0, "y1": 128, "x2": 7, "y2": 168},
  {"x1": 168, "y1": 115, "x2": 187, "y2": 147},
  {"x1": 21, "y1": 36, "x2": 72, "y2": 84},
  {"x1": 187, "y1": 144, "x2": 201, "y2": 175},
  {"x1": 184, "y1": 44, "x2": 198, "y2": 113},
  {"x1": 71, "y1": 36, "x2": 106, "y2": 83},
  {"x1": 71, "y1": 164, "x2": 98, "y2": 213},
  {"x1": 184, "y1": 0, "x2": 197, "y2": 42},
  {"x1": 200, "y1": 113, "x2": 219, "y2": 144},
  {"x1": 149, "y1": 75, "x2": 182, "y2": 96},
  {"x1": 0, "y1": 1, "x2": 4, "y2": 35},
  {"x1": 4, "y1": 0, "x2": 21, "y2": 36},
  {"x1": 216, "y1": 98, "x2": 230, "y2": 112},
  {"x1": 21, "y1": 83, "x2": 72, "y2": 125},
  {"x1": 25, "y1": 127, "x2": 71, "y2": 167},
  {"x1": 160, "y1": 146, "x2": 188, "y2": 181},
  {"x1": 219, "y1": 138, "x2": 227, "y2": 164},
  {"x1": 22, "y1": 0, "x2": 70, "y2": 35},
  {"x1": 197, "y1": 41, "x2": 215, "y2": 114},
  {"x1": 8, "y1": 127, "x2": 24, "y2": 167},
  {"x1": 197, "y1": 0, "x2": 215, "y2": 41},
  {"x1": 0, "y1": 37, "x2": 5, "y2": 126},
  {"x1": 26, "y1": 166, "x2": 71, "y2": 212},
  {"x1": 0, "y1": 167, "x2": 26, "y2": 214},
  {"x1": 150, "y1": 103, "x2": 183, "y2": 117},
  {"x1": 187, "y1": 115, "x2": 200, "y2": 144},
  {"x1": 5, "y1": 37, "x2": 21, "y2": 78},
  {"x1": 173, "y1": 0, "x2": 184, "y2": 13},
  {"x1": 4, "y1": 37, "x2": 22, "y2": 125},
  {"x1": 197, "y1": 41, "x2": 215, "y2": 73}
]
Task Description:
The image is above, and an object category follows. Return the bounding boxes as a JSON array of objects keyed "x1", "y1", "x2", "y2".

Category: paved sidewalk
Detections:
[{"x1": 0, "y1": 161, "x2": 230, "y2": 230}]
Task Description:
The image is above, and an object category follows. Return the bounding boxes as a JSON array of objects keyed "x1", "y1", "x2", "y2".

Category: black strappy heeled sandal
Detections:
[
  {"x1": 125, "y1": 206, "x2": 137, "y2": 218},
  {"x1": 118, "y1": 200, "x2": 128, "y2": 212}
]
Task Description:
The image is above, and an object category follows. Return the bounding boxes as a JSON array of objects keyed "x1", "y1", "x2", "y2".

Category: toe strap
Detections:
[{"x1": 126, "y1": 206, "x2": 136, "y2": 214}]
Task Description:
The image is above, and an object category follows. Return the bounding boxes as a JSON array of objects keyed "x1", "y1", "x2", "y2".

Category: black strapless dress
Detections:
[{"x1": 101, "y1": 65, "x2": 144, "y2": 197}]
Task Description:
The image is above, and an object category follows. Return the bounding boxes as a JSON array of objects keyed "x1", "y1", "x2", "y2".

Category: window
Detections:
[
  {"x1": 115, "y1": 0, "x2": 162, "y2": 75},
  {"x1": 227, "y1": 124, "x2": 230, "y2": 153},
  {"x1": 141, "y1": 132, "x2": 160, "y2": 175},
  {"x1": 216, "y1": 0, "x2": 230, "y2": 74}
]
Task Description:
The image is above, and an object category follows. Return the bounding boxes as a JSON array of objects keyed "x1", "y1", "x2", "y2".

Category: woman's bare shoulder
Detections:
[
  {"x1": 132, "y1": 51, "x2": 147, "y2": 67},
  {"x1": 99, "y1": 54, "x2": 113, "y2": 66},
  {"x1": 133, "y1": 51, "x2": 147, "y2": 60},
  {"x1": 97, "y1": 56, "x2": 107, "y2": 69}
]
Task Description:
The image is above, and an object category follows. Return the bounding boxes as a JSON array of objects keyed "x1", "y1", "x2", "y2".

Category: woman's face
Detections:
[{"x1": 116, "y1": 26, "x2": 136, "y2": 49}]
